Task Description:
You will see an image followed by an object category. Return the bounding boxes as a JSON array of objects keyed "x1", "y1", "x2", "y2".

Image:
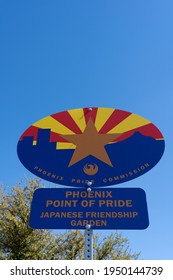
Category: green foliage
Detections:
[
  {"x1": 0, "y1": 179, "x2": 140, "y2": 260},
  {"x1": 93, "y1": 232, "x2": 139, "y2": 260},
  {"x1": 0, "y1": 179, "x2": 57, "y2": 260},
  {"x1": 54, "y1": 231, "x2": 140, "y2": 260}
]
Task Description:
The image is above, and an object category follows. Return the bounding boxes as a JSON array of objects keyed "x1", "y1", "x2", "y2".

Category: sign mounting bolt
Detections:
[{"x1": 85, "y1": 224, "x2": 91, "y2": 230}]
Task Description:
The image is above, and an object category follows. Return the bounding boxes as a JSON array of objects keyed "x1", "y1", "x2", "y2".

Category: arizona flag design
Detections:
[{"x1": 17, "y1": 107, "x2": 165, "y2": 187}]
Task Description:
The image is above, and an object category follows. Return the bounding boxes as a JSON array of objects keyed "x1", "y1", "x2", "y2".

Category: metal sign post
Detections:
[
  {"x1": 84, "y1": 182, "x2": 93, "y2": 260},
  {"x1": 84, "y1": 225, "x2": 93, "y2": 260}
]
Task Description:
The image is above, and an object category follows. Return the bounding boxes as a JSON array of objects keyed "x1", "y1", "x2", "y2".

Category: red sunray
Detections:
[
  {"x1": 83, "y1": 107, "x2": 98, "y2": 124},
  {"x1": 110, "y1": 123, "x2": 163, "y2": 143},
  {"x1": 50, "y1": 132, "x2": 70, "y2": 142},
  {"x1": 20, "y1": 126, "x2": 39, "y2": 140},
  {"x1": 51, "y1": 111, "x2": 82, "y2": 134},
  {"x1": 99, "y1": 109, "x2": 132, "y2": 133},
  {"x1": 136, "y1": 123, "x2": 163, "y2": 138}
]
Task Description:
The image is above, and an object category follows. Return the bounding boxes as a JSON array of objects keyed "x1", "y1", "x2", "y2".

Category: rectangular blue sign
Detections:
[{"x1": 29, "y1": 188, "x2": 149, "y2": 230}]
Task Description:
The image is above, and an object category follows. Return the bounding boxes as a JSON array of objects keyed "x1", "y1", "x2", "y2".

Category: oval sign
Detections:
[{"x1": 17, "y1": 107, "x2": 165, "y2": 187}]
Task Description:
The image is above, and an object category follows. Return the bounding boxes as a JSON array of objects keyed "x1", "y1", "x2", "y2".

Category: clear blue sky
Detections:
[{"x1": 0, "y1": 0, "x2": 172, "y2": 259}]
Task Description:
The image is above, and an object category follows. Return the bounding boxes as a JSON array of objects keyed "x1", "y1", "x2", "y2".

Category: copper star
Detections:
[{"x1": 60, "y1": 118, "x2": 123, "y2": 167}]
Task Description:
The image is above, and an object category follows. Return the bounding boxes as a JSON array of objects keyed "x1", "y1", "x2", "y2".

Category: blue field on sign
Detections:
[{"x1": 18, "y1": 130, "x2": 164, "y2": 187}]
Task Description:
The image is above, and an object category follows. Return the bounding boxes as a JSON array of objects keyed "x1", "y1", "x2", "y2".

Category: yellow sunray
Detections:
[
  {"x1": 68, "y1": 108, "x2": 86, "y2": 132},
  {"x1": 95, "y1": 108, "x2": 115, "y2": 131},
  {"x1": 108, "y1": 114, "x2": 150, "y2": 133},
  {"x1": 56, "y1": 142, "x2": 76, "y2": 149},
  {"x1": 33, "y1": 116, "x2": 75, "y2": 135}
]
